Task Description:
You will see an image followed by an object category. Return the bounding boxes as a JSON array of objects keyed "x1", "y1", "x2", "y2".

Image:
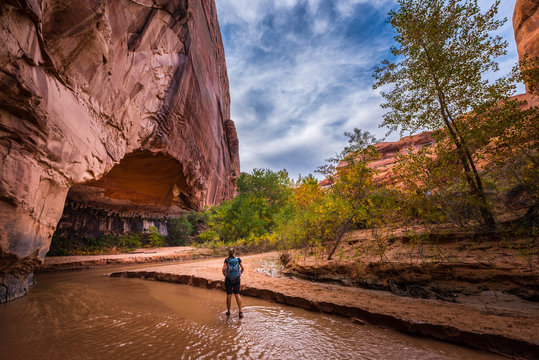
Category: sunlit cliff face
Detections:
[{"x1": 0, "y1": 0, "x2": 238, "y2": 302}]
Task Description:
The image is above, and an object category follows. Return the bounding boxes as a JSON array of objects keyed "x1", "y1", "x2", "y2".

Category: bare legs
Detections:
[
  {"x1": 226, "y1": 294, "x2": 243, "y2": 315},
  {"x1": 235, "y1": 293, "x2": 242, "y2": 313}
]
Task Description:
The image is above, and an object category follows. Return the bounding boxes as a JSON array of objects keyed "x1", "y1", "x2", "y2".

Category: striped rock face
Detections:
[
  {"x1": 513, "y1": 0, "x2": 539, "y2": 103},
  {"x1": 0, "y1": 0, "x2": 239, "y2": 302}
]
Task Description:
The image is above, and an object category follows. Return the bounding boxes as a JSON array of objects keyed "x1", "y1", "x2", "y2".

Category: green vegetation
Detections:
[
  {"x1": 145, "y1": 226, "x2": 166, "y2": 248},
  {"x1": 197, "y1": 169, "x2": 291, "y2": 251},
  {"x1": 48, "y1": 217, "x2": 202, "y2": 256},
  {"x1": 167, "y1": 217, "x2": 194, "y2": 246},
  {"x1": 48, "y1": 233, "x2": 143, "y2": 256},
  {"x1": 196, "y1": 130, "x2": 382, "y2": 258}
]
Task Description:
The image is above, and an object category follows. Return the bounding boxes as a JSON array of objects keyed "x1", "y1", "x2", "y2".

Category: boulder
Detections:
[{"x1": 0, "y1": 0, "x2": 239, "y2": 302}]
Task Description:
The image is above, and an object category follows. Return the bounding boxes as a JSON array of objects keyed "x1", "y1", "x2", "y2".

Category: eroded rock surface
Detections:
[
  {"x1": 0, "y1": 0, "x2": 239, "y2": 302},
  {"x1": 514, "y1": 0, "x2": 539, "y2": 63},
  {"x1": 513, "y1": 0, "x2": 539, "y2": 105},
  {"x1": 370, "y1": 131, "x2": 434, "y2": 184}
]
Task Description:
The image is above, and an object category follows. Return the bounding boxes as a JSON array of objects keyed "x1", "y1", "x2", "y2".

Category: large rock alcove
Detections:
[
  {"x1": 54, "y1": 150, "x2": 194, "y2": 240},
  {"x1": 0, "y1": 0, "x2": 239, "y2": 302}
]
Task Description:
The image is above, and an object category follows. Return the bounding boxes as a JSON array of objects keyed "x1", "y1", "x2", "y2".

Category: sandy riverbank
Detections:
[
  {"x1": 108, "y1": 252, "x2": 539, "y2": 359},
  {"x1": 40, "y1": 247, "x2": 212, "y2": 272}
]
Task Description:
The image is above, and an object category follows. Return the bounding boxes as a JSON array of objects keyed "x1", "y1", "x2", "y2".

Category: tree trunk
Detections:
[
  {"x1": 421, "y1": 43, "x2": 496, "y2": 229},
  {"x1": 445, "y1": 117, "x2": 496, "y2": 228},
  {"x1": 327, "y1": 218, "x2": 352, "y2": 260}
]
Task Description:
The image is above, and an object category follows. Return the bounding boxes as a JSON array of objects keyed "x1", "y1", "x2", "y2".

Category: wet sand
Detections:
[{"x1": 107, "y1": 252, "x2": 539, "y2": 359}]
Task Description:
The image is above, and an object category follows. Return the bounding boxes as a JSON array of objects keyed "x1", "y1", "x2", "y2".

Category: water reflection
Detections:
[{"x1": 0, "y1": 266, "x2": 501, "y2": 359}]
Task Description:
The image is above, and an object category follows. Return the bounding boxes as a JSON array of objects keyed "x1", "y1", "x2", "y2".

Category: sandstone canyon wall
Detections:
[
  {"x1": 0, "y1": 0, "x2": 239, "y2": 302},
  {"x1": 513, "y1": 0, "x2": 539, "y2": 105}
]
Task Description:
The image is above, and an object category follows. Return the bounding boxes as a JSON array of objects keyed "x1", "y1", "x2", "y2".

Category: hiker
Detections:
[{"x1": 222, "y1": 247, "x2": 245, "y2": 318}]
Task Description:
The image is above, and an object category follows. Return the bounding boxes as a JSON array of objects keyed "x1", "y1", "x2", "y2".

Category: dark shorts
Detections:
[{"x1": 225, "y1": 277, "x2": 241, "y2": 295}]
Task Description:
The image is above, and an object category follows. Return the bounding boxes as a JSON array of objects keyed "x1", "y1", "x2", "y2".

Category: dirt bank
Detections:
[
  {"x1": 109, "y1": 253, "x2": 539, "y2": 359},
  {"x1": 284, "y1": 228, "x2": 538, "y2": 301},
  {"x1": 40, "y1": 247, "x2": 212, "y2": 272}
]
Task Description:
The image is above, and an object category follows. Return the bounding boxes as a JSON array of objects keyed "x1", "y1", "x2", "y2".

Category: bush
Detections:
[
  {"x1": 197, "y1": 230, "x2": 219, "y2": 244},
  {"x1": 143, "y1": 226, "x2": 165, "y2": 248},
  {"x1": 47, "y1": 235, "x2": 76, "y2": 256},
  {"x1": 167, "y1": 217, "x2": 194, "y2": 246},
  {"x1": 119, "y1": 234, "x2": 142, "y2": 251}
]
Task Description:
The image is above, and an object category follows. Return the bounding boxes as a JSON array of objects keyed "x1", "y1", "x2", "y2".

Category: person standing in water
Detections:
[{"x1": 222, "y1": 248, "x2": 245, "y2": 318}]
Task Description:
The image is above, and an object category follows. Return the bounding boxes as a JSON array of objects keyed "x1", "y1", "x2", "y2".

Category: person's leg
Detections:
[
  {"x1": 226, "y1": 294, "x2": 232, "y2": 314},
  {"x1": 225, "y1": 278, "x2": 232, "y2": 316},
  {"x1": 234, "y1": 293, "x2": 242, "y2": 313}
]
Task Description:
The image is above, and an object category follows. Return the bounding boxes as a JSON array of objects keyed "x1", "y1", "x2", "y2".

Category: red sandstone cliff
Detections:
[
  {"x1": 369, "y1": 132, "x2": 434, "y2": 184},
  {"x1": 319, "y1": 132, "x2": 434, "y2": 187},
  {"x1": 0, "y1": 0, "x2": 239, "y2": 302},
  {"x1": 513, "y1": 0, "x2": 539, "y2": 105},
  {"x1": 513, "y1": 0, "x2": 539, "y2": 64}
]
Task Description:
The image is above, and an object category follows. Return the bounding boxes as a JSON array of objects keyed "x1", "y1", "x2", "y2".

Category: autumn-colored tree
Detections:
[
  {"x1": 374, "y1": 0, "x2": 515, "y2": 229},
  {"x1": 318, "y1": 129, "x2": 380, "y2": 259}
]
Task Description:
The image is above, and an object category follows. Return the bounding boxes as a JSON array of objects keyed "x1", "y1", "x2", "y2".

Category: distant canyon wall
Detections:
[{"x1": 0, "y1": 0, "x2": 239, "y2": 302}]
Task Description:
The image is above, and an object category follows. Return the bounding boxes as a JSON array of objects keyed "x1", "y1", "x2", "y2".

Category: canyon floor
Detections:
[
  {"x1": 102, "y1": 251, "x2": 538, "y2": 359},
  {"x1": 42, "y1": 231, "x2": 539, "y2": 359}
]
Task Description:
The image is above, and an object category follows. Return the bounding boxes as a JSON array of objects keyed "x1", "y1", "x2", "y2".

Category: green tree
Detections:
[
  {"x1": 278, "y1": 174, "x2": 347, "y2": 253},
  {"x1": 167, "y1": 217, "x2": 194, "y2": 246},
  {"x1": 200, "y1": 169, "x2": 292, "y2": 243},
  {"x1": 373, "y1": 0, "x2": 514, "y2": 228},
  {"x1": 311, "y1": 129, "x2": 380, "y2": 259},
  {"x1": 326, "y1": 130, "x2": 380, "y2": 259},
  {"x1": 144, "y1": 226, "x2": 165, "y2": 248}
]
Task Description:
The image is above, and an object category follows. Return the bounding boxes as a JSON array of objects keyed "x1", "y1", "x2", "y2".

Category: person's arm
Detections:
[
  {"x1": 240, "y1": 261, "x2": 245, "y2": 273},
  {"x1": 222, "y1": 261, "x2": 227, "y2": 276}
]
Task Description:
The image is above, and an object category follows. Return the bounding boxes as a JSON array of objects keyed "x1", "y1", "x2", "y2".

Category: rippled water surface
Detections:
[{"x1": 0, "y1": 264, "x2": 502, "y2": 359}]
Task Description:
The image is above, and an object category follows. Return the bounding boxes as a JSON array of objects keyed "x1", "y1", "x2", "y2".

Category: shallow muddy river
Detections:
[{"x1": 0, "y1": 264, "x2": 502, "y2": 359}]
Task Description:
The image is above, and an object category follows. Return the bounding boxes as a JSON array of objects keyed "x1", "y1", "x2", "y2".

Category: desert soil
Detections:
[{"x1": 40, "y1": 246, "x2": 211, "y2": 272}]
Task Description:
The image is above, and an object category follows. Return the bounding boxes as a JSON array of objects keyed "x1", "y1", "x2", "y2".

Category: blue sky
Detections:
[{"x1": 214, "y1": 0, "x2": 521, "y2": 179}]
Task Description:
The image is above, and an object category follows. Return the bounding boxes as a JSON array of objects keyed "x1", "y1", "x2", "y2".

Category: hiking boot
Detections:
[
  {"x1": 226, "y1": 311, "x2": 231, "y2": 317},
  {"x1": 238, "y1": 312, "x2": 244, "y2": 318}
]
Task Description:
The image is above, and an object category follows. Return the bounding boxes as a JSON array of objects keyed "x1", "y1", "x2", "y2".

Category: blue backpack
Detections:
[{"x1": 226, "y1": 257, "x2": 241, "y2": 281}]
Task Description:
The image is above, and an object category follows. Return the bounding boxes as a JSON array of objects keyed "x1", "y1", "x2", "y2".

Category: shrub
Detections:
[
  {"x1": 119, "y1": 234, "x2": 142, "y2": 251},
  {"x1": 167, "y1": 217, "x2": 194, "y2": 246},
  {"x1": 143, "y1": 226, "x2": 165, "y2": 248},
  {"x1": 197, "y1": 230, "x2": 219, "y2": 244}
]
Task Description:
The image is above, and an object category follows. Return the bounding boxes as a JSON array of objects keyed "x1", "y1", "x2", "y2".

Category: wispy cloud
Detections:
[{"x1": 215, "y1": 0, "x2": 521, "y2": 179}]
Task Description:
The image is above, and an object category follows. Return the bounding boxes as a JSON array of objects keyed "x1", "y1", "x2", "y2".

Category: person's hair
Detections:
[{"x1": 228, "y1": 248, "x2": 235, "y2": 257}]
